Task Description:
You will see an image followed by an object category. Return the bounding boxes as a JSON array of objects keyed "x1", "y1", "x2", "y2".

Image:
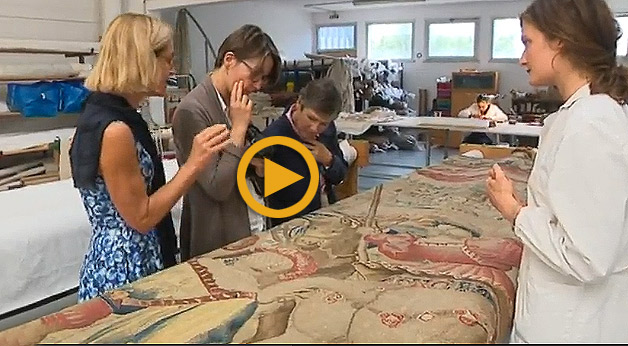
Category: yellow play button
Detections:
[
  {"x1": 263, "y1": 158, "x2": 303, "y2": 197},
  {"x1": 237, "y1": 136, "x2": 320, "y2": 219}
]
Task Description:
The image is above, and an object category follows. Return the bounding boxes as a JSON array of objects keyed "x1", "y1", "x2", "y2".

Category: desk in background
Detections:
[{"x1": 335, "y1": 116, "x2": 542, "y2": 165}]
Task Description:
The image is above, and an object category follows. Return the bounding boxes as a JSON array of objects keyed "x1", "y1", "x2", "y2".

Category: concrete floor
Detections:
[{"x1": 358, "y1": 146, "x2": 457, "y2": 192}]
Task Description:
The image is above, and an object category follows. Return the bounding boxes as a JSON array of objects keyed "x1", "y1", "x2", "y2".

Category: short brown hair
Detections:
[
  {"x1": 521, "y1": 0, "x2": 628, "y2": 103},
  {"x1": 298, "y1": 78, "x2": 342, "y2": 120},
  {"x1": 86, "y1": 13, "x2": 172, "y2": 94},
  {"x1": 214, "y1": 24, "x2": 281, "y2": 87}
]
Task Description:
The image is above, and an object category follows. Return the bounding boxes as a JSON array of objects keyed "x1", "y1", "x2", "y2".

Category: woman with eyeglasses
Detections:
[{"x1": 172, "y1": 24, "x2": 281, "y2": 260}]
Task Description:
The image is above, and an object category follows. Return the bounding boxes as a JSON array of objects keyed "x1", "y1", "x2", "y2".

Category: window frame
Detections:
[
  {"x1": 616, "y1": 13, "x2": 628, "y2": 59},
  {"x1": 490, "y1": 16, "x2": 524, "y2": 63},
  {"x1": 424, "y1": 17, "x2": 480, "y2": 63},
  {"x1": 315, "y1": 22, "x2": 358, "y2": 55},
  {"x1": 365, "y1": 20, "x2": 416, "y2": 62}
]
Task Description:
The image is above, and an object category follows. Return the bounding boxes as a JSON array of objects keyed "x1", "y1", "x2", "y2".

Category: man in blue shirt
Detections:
[{"x1": 262, "y1": 78, "x2": 348, "y2": 227}]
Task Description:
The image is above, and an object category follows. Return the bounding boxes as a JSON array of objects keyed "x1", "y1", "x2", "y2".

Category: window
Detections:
[
  {"x1": 492, "y1": 18, "x2": 525, "y2": 60},
  {"x1": 427, "y1": 20, "x2": 477, "y2": 60},
  {"x1": 367, "y1": 22, "x2": 414, "y2": 60},
  {"x1": 489, "y1": 16, "x2": 627, "y2": 58},
  {"x1": 316, "y1": 24, "x2": 356, "y2": 53},
  {"x1": 617, "y1": 15, "x2": 628, "y2": 57}
]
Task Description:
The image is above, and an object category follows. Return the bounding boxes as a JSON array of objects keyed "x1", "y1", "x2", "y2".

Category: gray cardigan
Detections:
[{"x1": 172, "y1": 75, "x2": 251, "y2": 260}]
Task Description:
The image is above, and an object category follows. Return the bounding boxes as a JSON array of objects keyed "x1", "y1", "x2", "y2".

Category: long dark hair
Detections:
[{"x1": 521, "y1": 0, "x2": 628, "y2": 103}]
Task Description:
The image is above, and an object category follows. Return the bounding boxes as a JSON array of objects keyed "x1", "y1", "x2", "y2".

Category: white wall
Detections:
[
  {"x1": 102, "y1": 0, "x2": 149, "y2": 35},
  {"x1": 146, "y1": 0, "x2": 234, "y2": 12},
  {"x1": 162, "y1": 0, "x2": 313, "y2": 83},
  {"x1": 609, "y1": 0, "x2": 628, "y2": 13},
  {"x1": 313, "y1": 0, "x2": 628, "y2": 109},
  {"x1": 313, "y1": 0, "x2": 531, "y2": 109},
  {"x1": 124, "y1": 0, "x2": 146, "y2": 14}
]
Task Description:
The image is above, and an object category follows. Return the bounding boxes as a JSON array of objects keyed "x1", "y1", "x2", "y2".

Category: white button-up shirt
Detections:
[
  {"x1": 511, "y1": 84, "x2": 628, "y2": 343},
  {"x1": 458, "y1": 103, "x2": 509, "y2": 122}
]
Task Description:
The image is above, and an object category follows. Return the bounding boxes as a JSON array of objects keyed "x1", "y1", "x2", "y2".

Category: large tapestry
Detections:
[{"x1": 0, "y1": 151, "x2": 535, "y2": 345}]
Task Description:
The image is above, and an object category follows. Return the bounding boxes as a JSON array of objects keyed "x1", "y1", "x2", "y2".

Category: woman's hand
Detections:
[
  {"x1": 186, "y1": 124, "x2": 231, "y2": 171},
  {"x1": 487, "y1": 163, "x2": 524, "y2": 224},
  {"x1": 100, "y1": 122, "x2": 229, "y2": 233},
  {"x1": 229, "y1": 80, "x2": 253, "y2": 147}
]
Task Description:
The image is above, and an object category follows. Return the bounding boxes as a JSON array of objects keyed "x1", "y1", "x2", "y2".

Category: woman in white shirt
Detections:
[
  {"x1": 487, "y1": 0, "x2": 628, "y2": 343},
  {"x1": 458, "y1": 94, "x2": 508, "y2": 122},
  {"x1": 459, "y1": 94, "x2": 508, "y2": 144}
]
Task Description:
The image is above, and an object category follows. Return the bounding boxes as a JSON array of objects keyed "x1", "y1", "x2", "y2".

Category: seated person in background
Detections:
[
  {"x1": 262, "y1": 78, "x2": 348, "y2": 227},
  {"x1": 458, "y1": 94, "x2": 508, "y2": 145},
  {"x1": 458, "y1": 94, "x2": 509, "y2": 121}
]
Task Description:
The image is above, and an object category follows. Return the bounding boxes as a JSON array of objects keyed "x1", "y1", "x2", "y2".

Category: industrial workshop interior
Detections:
[{"x1": 1, "y1": 0, "x2": 628, "y2": 344}]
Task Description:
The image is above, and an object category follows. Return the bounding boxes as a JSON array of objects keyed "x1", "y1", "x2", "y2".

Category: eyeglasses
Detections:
[{"x1": 240, "y1": 59, "x2": 271, "y2": 85}]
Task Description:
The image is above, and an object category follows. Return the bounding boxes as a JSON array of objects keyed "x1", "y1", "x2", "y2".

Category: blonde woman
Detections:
[{"x1": 69, "y1": 13, "x2": 231, "y2": 301}]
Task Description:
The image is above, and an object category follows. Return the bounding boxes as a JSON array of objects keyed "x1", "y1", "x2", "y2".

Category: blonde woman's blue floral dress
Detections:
[{"x1": 77, "y1": 142, "x2": 163, "y2": 302}]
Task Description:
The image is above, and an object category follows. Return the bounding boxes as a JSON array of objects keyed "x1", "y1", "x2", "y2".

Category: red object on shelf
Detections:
[
  {"x1": 437, "y1": 81, "x2": 452, "y2": 90},
  {"x1": 437, "y1": 90, "x2": 451, "y2": 98}
]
